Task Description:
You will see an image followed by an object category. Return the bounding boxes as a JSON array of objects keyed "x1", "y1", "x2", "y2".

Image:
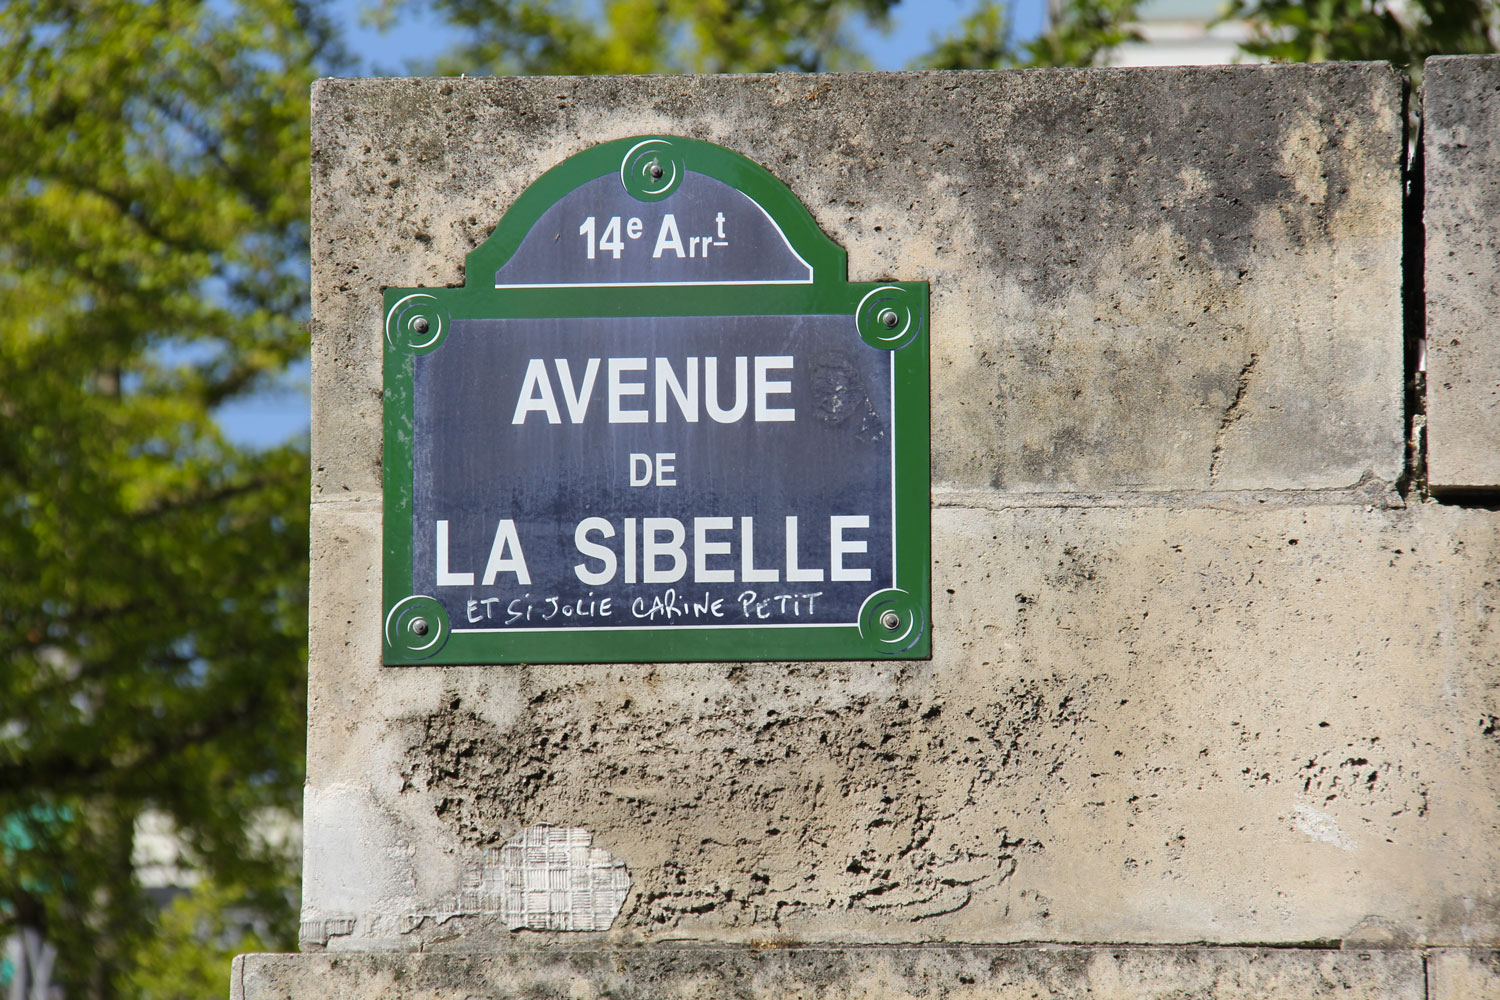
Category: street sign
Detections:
[{"x1": 382, "y1": 137, "x2": 929, "y2": 664}]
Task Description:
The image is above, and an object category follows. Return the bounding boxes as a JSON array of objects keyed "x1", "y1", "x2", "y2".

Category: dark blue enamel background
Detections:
[{"x1": 411, "y1": 314, "x2": 895, "y2": 632}]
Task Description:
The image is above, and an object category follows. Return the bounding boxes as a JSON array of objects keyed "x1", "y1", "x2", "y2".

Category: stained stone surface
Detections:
[
  {"x1": 234, "y1": 947, "x2": 1424, "y2": 1000},
  {"x1": 1424, "y1": 55, "x2": 1500, "y2": 492},
  {"x1": 1428, "y1": 948, "x2": 1500, "y2": 1000},
  {"x1": 297, "y1": 65, "x2": 1499, "y2": 967},
  {"x1": 301, "y1": 500, "x2": 1500, "y2": 950},
  {"x1": 310, "y1": 64, "x2": 1405, "y2": 504}
]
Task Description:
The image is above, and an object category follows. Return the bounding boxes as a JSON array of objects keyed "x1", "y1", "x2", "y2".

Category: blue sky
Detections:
[
  {"x1": 331, "y1": 0, "x2": 1050, "y2": 74},
  {"x1": 218, "y1": 0, "x2": 1047, "y2": 449}
]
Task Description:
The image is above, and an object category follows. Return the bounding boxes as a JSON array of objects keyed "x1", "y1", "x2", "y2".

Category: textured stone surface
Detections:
[
  {"x1": 1424, "y1": 55, "x2": 1500, "y2": 492},
  {"x1": 310, "y1": 64, "x2": 1405, "y2": 503},
  {"x1": 234, "y1": 947, "x2": 1423, "y2": 1000},
  {"x1": 1429, "y1": 948, "x2": 1500, "y2": 999},
  {"x1": 299, "y1": 65, "x2": 1499, "y2": 969},
  {"x1": 302, "y1": 502, "x2": 1500, "y2": 950}
]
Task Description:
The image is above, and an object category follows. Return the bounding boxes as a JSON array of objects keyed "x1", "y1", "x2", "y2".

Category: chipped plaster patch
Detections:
[
  {"x1": 486, "y1": 825, "x2": 630, "y2": 931},
  {"x1": 1294, "y1": 804, "x2": 1354, "y2": 851},
  {"x1": 404, "y1": 825, "x2": 630, "y2": 933}
]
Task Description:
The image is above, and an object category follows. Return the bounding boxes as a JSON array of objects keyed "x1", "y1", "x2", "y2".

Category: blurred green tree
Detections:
[
  {"x1": 4, "y1": 1, "x2": 1498, "y2": 999},
  {"x1": 1224, "y1": 0, "x2": 1499, "y2": 70},
  {"x1": 374, "y1": 0, "x2": 1147, "y2": 74},
  {"x1": 0, "y1": 1, "x2": 342, "y2": 997},
  {"x1": 923, "y1": 0, "x2": 1143, "y2": 69},
  {"x1": 368, "y1": 0, "x2": 901, "y2": 73}
]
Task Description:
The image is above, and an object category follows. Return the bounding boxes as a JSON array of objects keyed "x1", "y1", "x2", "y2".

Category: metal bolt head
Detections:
[
  {"x1": 648, "y1": 161, "x2": 664, "y2": 179},
  {"x1": 880, "y1": 610, "x2": 901, "y2": 631},
  {"x1": 411, "y1": 617, "x2": 429, "y2": 637},
  {"x1": 413, "y1": 316, "x2": 430, "y2": 334},
  {"x1": 878, "y1": 308, "x2": 900, "y2": 329}
]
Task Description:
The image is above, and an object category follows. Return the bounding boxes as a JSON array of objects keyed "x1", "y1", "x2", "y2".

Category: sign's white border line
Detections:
[
  {"x1": 890, "y1": 352, "x2": 898, "y2": 587},
  {"x1": 437, "y1": 321, "x2": 902, "y2": 637},
  {"x1": 454, "y1": 620, "x2": 855, "y2": 634},
  {"x1": 494, "y1": 278, "x2": 814, "y2": 289}
]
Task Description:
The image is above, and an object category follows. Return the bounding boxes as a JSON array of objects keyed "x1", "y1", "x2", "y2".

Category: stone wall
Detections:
[
  {"x1": 1425, "y1": 56, "x2": 1500, "y2": 493},
  {"x1": 258, "y1": 59, "x2": 1500, "y2": 997}
]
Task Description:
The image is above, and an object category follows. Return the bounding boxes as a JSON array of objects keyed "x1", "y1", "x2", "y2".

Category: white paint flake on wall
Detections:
[
  {"x1": 476, "y1": 825, "x2": 631, "y2": 931},
  {"x1": 1293, "y1": 805, "x2": 1355, "y2": 852},
  {"x1": 402, "y1": 825, "x2": 632, "y2": 934}
]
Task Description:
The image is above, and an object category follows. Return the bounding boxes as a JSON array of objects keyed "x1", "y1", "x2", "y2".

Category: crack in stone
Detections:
[{"x1": 1209, "y1": 352, "x2": 1261, "y2": 485}]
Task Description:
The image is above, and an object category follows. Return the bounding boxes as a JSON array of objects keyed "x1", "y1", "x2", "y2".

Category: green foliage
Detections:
[
  {"x1": 921, "y1": 0, "x2": 1500, "y2": 73},
  {"x1": 128, "y1": 880, "x2": 278, "y2": 1000},
  {"x1": 0, "y1": 0, "x2": 342, "y2": 997},
  {"x1": 3, "y1": 0, "x2": 1493, "y2": 998},
  {"x1": 1023, "y1": 0, "x2": 1144, "y2": 65},
  {"x1": 922, "y1": 0, "x2": 1017, "y2": 68},
  {"x1": 375, "y1": 0, "x2": 1146, "y2": 77},
  {"x1": 1224, "y1": 0, "x2": 1500, "y2": 67},
  {"x1": 370, "y1": 0, "x2": 899, "y2": 74},
  {"x1": 920, "y1": 0, "x2": 1143, "y2": 69}
]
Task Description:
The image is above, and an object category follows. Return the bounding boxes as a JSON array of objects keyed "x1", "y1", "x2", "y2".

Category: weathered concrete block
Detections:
[
  {"x1": 1424, "y1": 55, "x2": 1500, "y2": 492},
  {"x1": 301, "y1": 501, "x2": 1500, "y2": 949},
  {"x1": 1429, "y1": 948, "x2": 1500, "y2": 999},
  {"x1": 234, "y1": 946, "x2": 1423, "y2": 1000},
  {"x1": 300, "y1": 66, "x2": 1493, "y2": 979},
  {"x1": 310, "y1": 65, "x2": 1405, "y2": 502}
]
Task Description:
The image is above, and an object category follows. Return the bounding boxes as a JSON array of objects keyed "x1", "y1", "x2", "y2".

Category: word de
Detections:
[{"x1": 629, "y1": 453, "x2": 676, "y2": 487}]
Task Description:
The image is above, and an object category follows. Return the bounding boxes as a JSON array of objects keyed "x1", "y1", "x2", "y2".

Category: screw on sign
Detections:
[{"x1": 381, "y1": 136, "x2": 930, "y2": 665}]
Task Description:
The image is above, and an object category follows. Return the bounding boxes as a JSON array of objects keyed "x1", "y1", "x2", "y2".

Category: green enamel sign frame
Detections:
[{"x1": 382, "y1": 136, "x2": 929, "y2": 665}]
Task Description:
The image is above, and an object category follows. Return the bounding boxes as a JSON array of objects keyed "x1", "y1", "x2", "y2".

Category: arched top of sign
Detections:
[{"x1": 467, "y1": 136, "x2": 845, "y2": 290}]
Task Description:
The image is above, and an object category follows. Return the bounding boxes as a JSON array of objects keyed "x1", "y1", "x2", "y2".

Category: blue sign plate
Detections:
[{"x1": 382, "y1": 137, "x2": 929, "y2": 664}]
